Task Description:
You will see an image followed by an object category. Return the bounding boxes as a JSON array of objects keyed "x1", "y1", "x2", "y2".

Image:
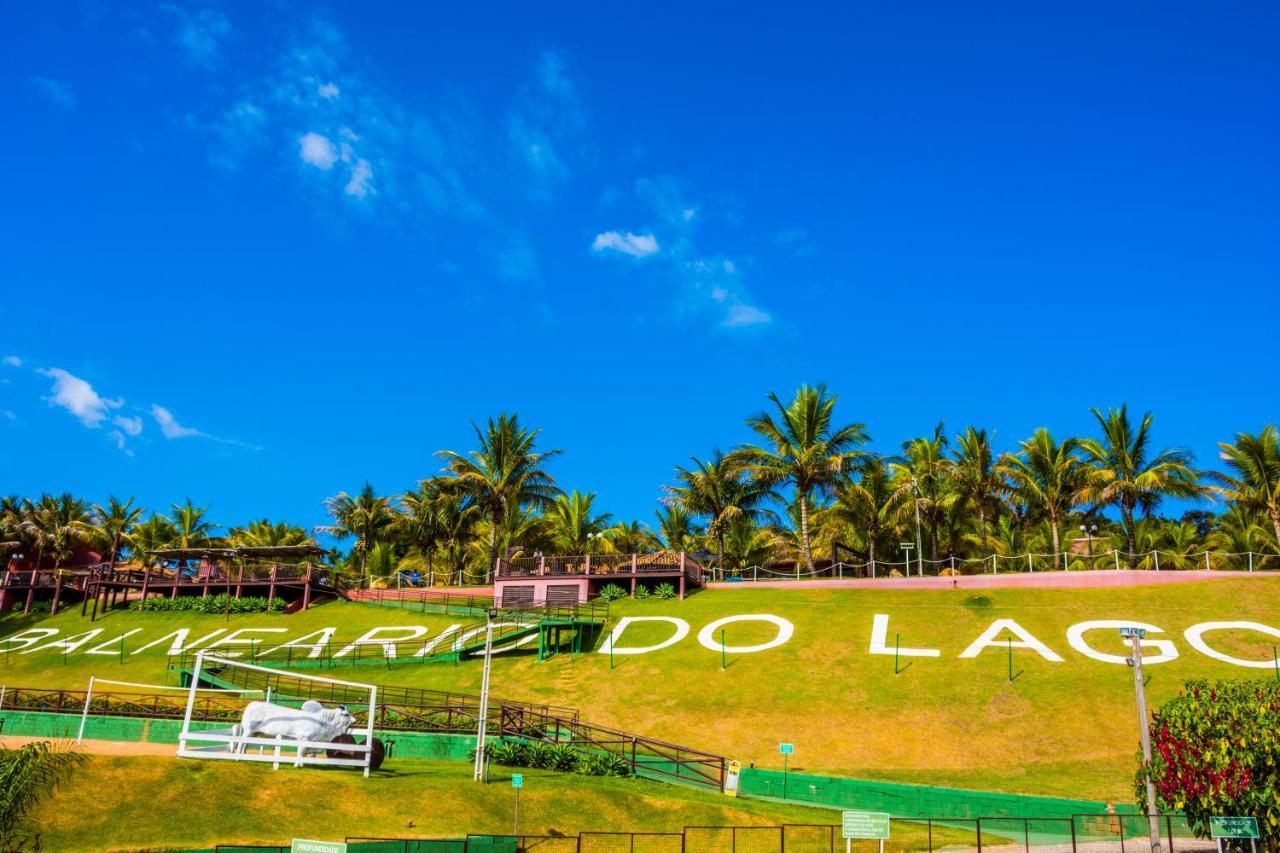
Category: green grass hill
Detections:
[{"x1": 5, "y1": 577, "x2": 1280, "y2": 801}]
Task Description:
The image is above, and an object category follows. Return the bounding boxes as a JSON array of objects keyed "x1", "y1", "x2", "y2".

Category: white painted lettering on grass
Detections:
[
  {"x1": 262, "y1": 628, "x2": 337, "y2": 660},
  {"x1": 333, "y1": 626, "x2": 429, "y2": 659},
  {"x1": 697, "y1": 614, "x2": 794, "y2": 654},
  {"x1": 131, "y1": 629, "x2": 227, "y2": 656},
  {"x1": 959, "y1": 618, "x2": 1064, "y2": 662},
  {"x1": 1066, "y1": 621, "x2": 1178, "y2": 665},
  {"x1": 600, "y1": 617, "x2": 690, "y2": 655},
  {"x1": 1, "y1": 628, "x2": 60, "y2": 652},
  {"x1": 22, "y1": 629, "x2": 103, "y2": 655},
  {"x1": 869, "y1": 614, "x2": 941, "y2": 658},
  {"x1": 84, "y1": 629, "x2": 144, "y2": 656},
  {"x1": 1184, "y1": 621, "x2": 1280, "y2": 669},
  {"x1": 201, "y1": 628, "x2": 287, "y2": 658}
]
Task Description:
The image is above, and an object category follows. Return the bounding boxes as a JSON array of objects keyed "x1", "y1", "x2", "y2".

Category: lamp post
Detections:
[
  {"x1": 911, "y1": 478, "x2": 924, "y2": 576},
  {"x1": 1122, "y1": 627, "x2": 1163, "y2": 853},
  {"x1": 1080, "y1": 522, "x2": 1098, "y2": 559},
  {"x1": 473, "y1": 606, "x2": 498, "y2": 782}
]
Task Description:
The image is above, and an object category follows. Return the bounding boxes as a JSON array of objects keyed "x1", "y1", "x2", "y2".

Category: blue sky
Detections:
[{"x1": 2, "y1": 2, "x2": 1278, "y2": 533}]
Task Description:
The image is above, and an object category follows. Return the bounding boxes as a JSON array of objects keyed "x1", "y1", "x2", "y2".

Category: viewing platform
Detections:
[{"x1": 493, "y1": 551, "x2": 705, "y2": 607}]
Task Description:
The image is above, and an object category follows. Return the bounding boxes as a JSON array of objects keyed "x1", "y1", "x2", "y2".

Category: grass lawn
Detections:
[
  {"x1": 6, "y1": 579, "x2": 1280, "y2": 802},
  {"x1": 30, "y1": 755, "x2": 850, "y2": 852}
]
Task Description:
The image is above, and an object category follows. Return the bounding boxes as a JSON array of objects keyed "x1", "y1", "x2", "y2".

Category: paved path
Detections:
[
  {"x1": 707, "y1": 569, "x2": 1270, "y2": 591},
  {"x1": 0, "y1": 734, "x2": 173, "y2": 756}
]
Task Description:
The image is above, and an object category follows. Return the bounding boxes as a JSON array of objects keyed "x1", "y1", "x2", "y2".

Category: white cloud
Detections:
[
  {"x1": 113, "y1": 415, "x2": 143, "y2": 437},
  {"x1": 344, "y1": 158, "x2": 373, "y2": 198},
  {"x1": 723, "y1": 304, "x2": 772, "y2": 328},
  {"x1": 163, "y1": 5, "x2": 232, "y2": 69},
  {"x1": 507, "y1": 50, "x2": 587, "y2": 192},
  {"x1": 2, "y1": 356, "x2": 21, "y2": 367},
  {"x1": 28, "y1": 76, "x2": 76, "y2": 110},
  {"x1": 150, "y1": 404, "x2": 202, "y2": 439},
  {"x1": 299, "y1": 132, "x2": 339, "y2": 170},
  {"x1": 317, "y1": 82, "x2": 340, "y2": 99},
  {"x1": 3, "y1": 411, "x2": 15, "y2": 421},
  {"x1": 36, "y1": 368, "x2": 122, "y2": 428},
  {"x1": 592, "y1": 231, "x2": 660, "y2": 258}
]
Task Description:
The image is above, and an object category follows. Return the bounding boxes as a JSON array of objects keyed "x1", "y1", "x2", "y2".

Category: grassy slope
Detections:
[
  {"x1": 6, "y1": 579, "x2": 1280, "y2": 801},
  {"x1": 31, "y1": 756, "x2": 845, "y2": 852}
]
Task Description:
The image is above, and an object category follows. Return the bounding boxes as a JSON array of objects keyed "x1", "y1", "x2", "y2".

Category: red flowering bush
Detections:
[{"x1": 1141, "y1": 679, "x2": 1279, "y2": 851}]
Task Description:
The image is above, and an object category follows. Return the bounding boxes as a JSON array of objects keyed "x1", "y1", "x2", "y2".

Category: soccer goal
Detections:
[{"x1": 176, "y1": 651, "x2": 381, "y2": 777}]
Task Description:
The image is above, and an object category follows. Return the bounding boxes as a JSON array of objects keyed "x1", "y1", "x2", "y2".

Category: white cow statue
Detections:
[{"x1": 231, "y1": 699, "x2": 356, "y2": 756}]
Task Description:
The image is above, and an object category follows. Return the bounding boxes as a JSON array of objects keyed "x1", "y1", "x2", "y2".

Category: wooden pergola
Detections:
[{"x1": 81, "y1": 544, "x2": 332, "y2": 619}]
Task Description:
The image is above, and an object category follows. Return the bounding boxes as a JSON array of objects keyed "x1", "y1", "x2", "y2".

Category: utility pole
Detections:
[
  {"x1": 1123, "y1": 627, "x2": 1163, "y2": 853},
  {"x1": 473, "y1": 607, "x2": 498, "y2": 782}
]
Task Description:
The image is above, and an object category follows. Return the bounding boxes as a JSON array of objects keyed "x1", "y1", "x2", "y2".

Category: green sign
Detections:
[
  {"x1": 291, "y1": 841, "x2": 347, "y2": 853},
  {"x1": 512, "y1": 773, "x2": 523, "y2": 788},
  {"x1": 1210, "y1": 817, "x2": 1259, "y2": 839},
  {"x1": 842, "y1": 811, "x2": 891, "y2": 840},
  {"x1": 779, "y1": 742, "x2": 794, "y2": 755}
]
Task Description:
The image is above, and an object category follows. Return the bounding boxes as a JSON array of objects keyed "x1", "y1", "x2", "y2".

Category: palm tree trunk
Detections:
[
  {"x1": 798, "y1": 494, "x2": 814, "y2": 574},
  {"x1": 716, "y1": 529, "x2": 726, "y2": 579},
  {"x1": 487, "y1": 507, "x2": 500, "y2": 583},
  {"x1": 867, "y1": 532, "x2": 877, "y2": 574},
  {"x1": 978, "y1": 505, "x2": 989, "y2": 556},
  {"x1": 1269, "y1": 506, "x2": 1280, "y2": 555},
  {"x1": 1123, "y1": 503, "x2": 1138, "y2": 568},
  {"x1": 1050, "y1": 519, "x2": 1062, "y2": 571}
]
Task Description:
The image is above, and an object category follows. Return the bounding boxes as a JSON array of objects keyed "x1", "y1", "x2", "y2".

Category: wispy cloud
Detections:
[
  {"x1": 162, "y1": 5, "x2": 231, "y2": 69},
  {"x1": 775, "y1": 227, "x2": 815, "y2": 258},
  {"x1": 723, "y1": 303, "x2": 772, "y2": 328},
  {"x1": 507, "y1": 50, "x2": 588, "y2": 195},
  {"x1": 592, "y1": 230, "x2": 660, "y2": 258},
  {"x1": 36, "y1": 368, "x2": 122, "y2": 428},
  {"x1": 150, "y1": 404, "x2": 203, "y2": 439},
  {"x1": 2, "y1": 356, "x2": 22, "y2": 368},
  {"x1": 298, "y1": 131, "x2": 339, "y2": 169},
  {"x1": 27, "y1": 76, "x2": 76, "y2": 110},
  {"x1": 113, "y1": 415, "x2": 143, "y2": 437}
]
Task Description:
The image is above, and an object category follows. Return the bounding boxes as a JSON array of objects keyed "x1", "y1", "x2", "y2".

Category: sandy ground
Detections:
[
  {"x1": 0, "y1": 734, "x2": 176, "y2": 756},
  {"x1": 708, "y1": 569, "x2": 1269, "y2": 591}
]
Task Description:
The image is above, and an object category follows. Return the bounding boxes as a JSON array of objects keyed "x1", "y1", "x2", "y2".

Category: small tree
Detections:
[{"x1": 1142, "y1": 679, "x2": 1280, "y2": 851}]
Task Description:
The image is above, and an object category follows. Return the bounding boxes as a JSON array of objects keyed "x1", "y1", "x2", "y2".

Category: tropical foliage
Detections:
[{"x1": 7, "y1": 391, "x2": 1280, "y2": 585}]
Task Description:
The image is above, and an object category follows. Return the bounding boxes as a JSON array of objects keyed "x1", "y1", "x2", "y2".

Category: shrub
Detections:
[
  {"x1": 597, "y1": 583, "x2": 628, "y2": 602},
  {"x1": 576, "y1": 750, "x2": 632, "y2": 777},
  {"x1": 1143, "y1": 679, "x2": 1280, "y2": 850},
  {"x1": 653, "y1": 582, "x2": 676, "y2": 600},
  {"x1": 130, "y1": 594, "x2": 285, "y2": 614},
  {"x1": 487, "y1": 740, "x2": 530, "y2": 767},
  {"x1": 633, "y1": 584, "x2": 650, "y2": 600}
]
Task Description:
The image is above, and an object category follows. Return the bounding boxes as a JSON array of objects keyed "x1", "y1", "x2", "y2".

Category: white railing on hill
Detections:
[{"x1": 707, "y1": 549, "x2": 1280, "y2": 581}]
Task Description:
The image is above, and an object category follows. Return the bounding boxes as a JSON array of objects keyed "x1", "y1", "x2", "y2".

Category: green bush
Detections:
[
  {"x1": 633, "y1": 584, "x2": 651, "y2": 600},
  {"x1": 597, "y1": 583, "x2": 628, "y2": 602},
  {"x1": 653, "y1": 582, "x2": 676, "y2": 600},
  {"x1": 576, "y1": 750, "x2": 632, "y2": 777},
  {"x1": 130, "y1": 594, "x2": 285, "y2": 614}
]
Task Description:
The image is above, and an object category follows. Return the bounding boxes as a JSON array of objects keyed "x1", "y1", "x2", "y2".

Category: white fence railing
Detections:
[{"x1": 707, "y1": 549, "x2": 1280, "y2": 581}]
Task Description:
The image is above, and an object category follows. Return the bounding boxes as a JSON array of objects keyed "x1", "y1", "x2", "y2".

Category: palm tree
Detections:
[
  {"x1": 169, "y1": 499, "x2": 215, "y2": 550},
  {"x1": 604, "y1": 520, "x2": 656, "y2": 554},
  {"x1": 437, "y1": 413, "x2": 561, "y2": 579},
  {"x1": 722, "y1": 517, "x2": 779, "y2": 574},
  {"x1": 1209, "y1": 425, "x2": 1280, "y2": 552},
  {"x1": 1000, "y1": 429, "x2": 1085, "y2": 570},
  {"x1": 30, "y1": 494, "x2": 93, "y2": 568},
  {"x1": 130, "y1": 514, "x2": 180, "y2": 563},
  {"x1": 1206, "y1": 504, "x2": 1274, "y2": 559},
  {"x1": 227, "y1": 519, "x2": 312, "y2": 548},
  {"x1": 1077, "y1": 405, "x2": 1202, "y2": 568},
  {"x1": 826, "y1": 457, "x2": 905, "y2": 567},
  {"x1": 653, "y1": 504, "x2": 695, "y2": 552},
  {"x1": 545, "y1": 490, "x2": 612, "y2": 554},
  {"x1": 951, "y1": 427, "x2": 1002, "y2": 555},
  {"x1": 731, "y1": 384, "x2": 869, "y2": 572},
  {"x1": 670, "y1": 449, "x2": 774, "y2": 572},
  {"x1": 92, "y1": 495, "x2": 142, "y2": 563},
  {"x1": 396, "y1": 480, "x2": 449, "y2": 579},
  {"x1": 891, "y1": 424, "x2": 953, "y2": 563},
  {"x1": 315, "y1": 483, "x2": 396, "y2": 576}
]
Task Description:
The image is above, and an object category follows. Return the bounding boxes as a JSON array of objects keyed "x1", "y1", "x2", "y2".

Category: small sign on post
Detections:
[
  {"x1": 779, "y1": 743, "x2": 794, "y2": 755},
  {"x1": 779, "y1": 743, "x2": 794, "y2": 799},
  {"x1": 291, "y1": 841, "x2": 347, "y2": 853},
  {"x1": 843, "y1": 811, "x2": 891, "y2": 853},
  {"x1": 512, "y1": 773, "x2": 524, "y2": 837},
  {"x1": 1211, "y1": 816, "x2": 1260, "y2": 853}
]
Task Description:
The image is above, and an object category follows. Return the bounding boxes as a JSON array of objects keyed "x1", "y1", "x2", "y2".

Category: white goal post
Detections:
[
  {"x1": 176, "y1": 651, "x2": 380, "y2": 778},
  {"x1": 76, "y1": 676, "x2": 263, "y2": 745}
]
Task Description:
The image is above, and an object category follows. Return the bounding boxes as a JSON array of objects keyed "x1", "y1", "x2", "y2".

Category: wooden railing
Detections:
[{"x1": 496, "y1": 552, "x2": 702, "y2": 581}]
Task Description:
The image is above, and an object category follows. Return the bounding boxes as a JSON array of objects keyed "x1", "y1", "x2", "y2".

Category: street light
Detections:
[
  {"x1": 473, "y1": 606, "x2": 499, "y2": 782},
  {"x1": 1122, "y1": 627, "x2": 1163, "y2": 853},
  {"x1": 911, "y1": 478, "x2": 924, "y2": 576},
  {"x1": 1080, "y1": 522, "x2": 1098, "y2": 558}
]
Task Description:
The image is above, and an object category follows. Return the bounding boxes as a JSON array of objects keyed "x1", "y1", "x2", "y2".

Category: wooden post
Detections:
[
  {"x1": 23, "y1": 569, "x2": 37, "y2": 614},
  {"x1": 50, "y1": 573, "x2": 63, "y2": 615},
  {"x1": 302, "y1": 563, "x2": 312, "y2": 611},
  {"x1": 584, "y1": 554, "x2": 592, "y2": 575},
  {"x1": 235, "y1": 563, "x2": 244, "y2": 599},
  {"x1": 139, "y1": 567, "x2": 151, "y2": 602},
  {"x1": 678, "y1": 572, "x2": 686, "y2": 600},
  {"x1": 268, "y1": 563, "x2": 278, "y2": 603},
  {"x1": 630, "y1": 575, "x2": 637, "y2": 596},
  {"x1": 631, "y1": 554, "x2": 638, "y2": 573}
]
